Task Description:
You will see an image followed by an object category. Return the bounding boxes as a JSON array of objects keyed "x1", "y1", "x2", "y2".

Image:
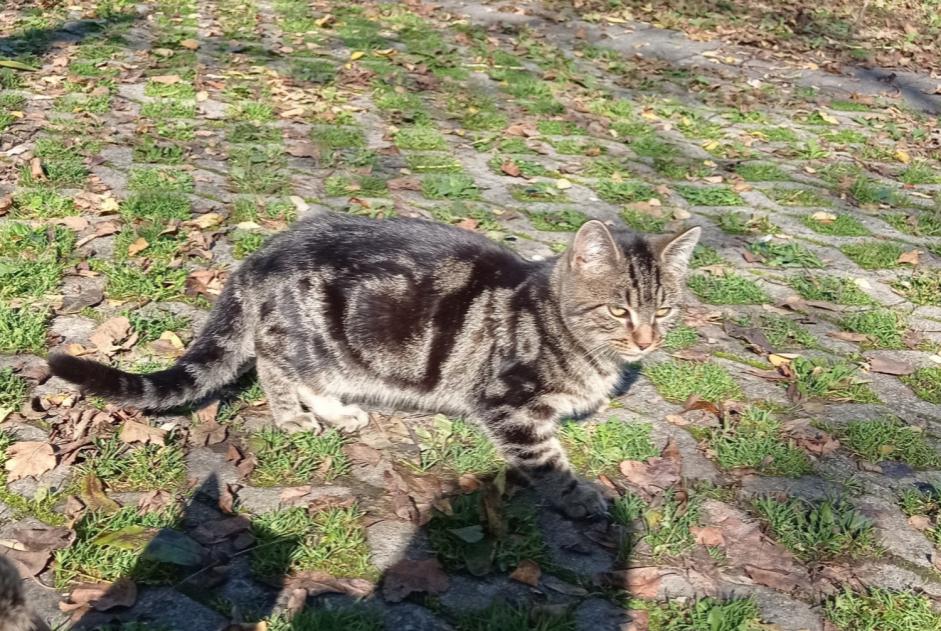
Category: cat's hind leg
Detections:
[
  {"x1": 256, "y1": 357, "x2": 323, "y2": 434},
  {"x1": 297, "y1": 386, "x2": 370, "y2": 434}
]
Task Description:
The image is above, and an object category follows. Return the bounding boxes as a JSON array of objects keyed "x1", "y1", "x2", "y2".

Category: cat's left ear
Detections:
[{"x1": 658, "y1": 226, "x2": 701, "y2": 272}]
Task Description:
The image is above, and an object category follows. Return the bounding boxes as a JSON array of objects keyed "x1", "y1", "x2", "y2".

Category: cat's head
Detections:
[{"x1": 558, "y1": 220, "x2": 700, "y2": 363}]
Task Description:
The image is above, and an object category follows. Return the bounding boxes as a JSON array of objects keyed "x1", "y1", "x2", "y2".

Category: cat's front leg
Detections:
[{"x1": 484, "y1": 408, "x2": 608, "y2": 520}]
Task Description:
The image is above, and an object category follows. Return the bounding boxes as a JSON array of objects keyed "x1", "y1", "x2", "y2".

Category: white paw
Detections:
[
  {"x1": 279, "y1": 413, "x2": 324, "y2": 435},
  {"x1": 326, "y1": 406, "x2": 370, "y2": 434}
]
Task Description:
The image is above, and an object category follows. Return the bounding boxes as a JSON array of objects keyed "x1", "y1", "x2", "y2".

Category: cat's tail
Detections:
[
  {"x1": 48, "y1": 282, "x2": 253, "y2": 410},
  {"x1": 0, "y1": 555, "x2": 50, "y2": 631}
]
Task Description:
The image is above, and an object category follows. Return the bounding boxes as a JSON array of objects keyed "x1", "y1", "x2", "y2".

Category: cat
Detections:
[
  {"x1": 0, "y1": 556, "x2": 51, "y2": 631},
  {"x1": 49, "y1": 213, "x2": 700, "y2": 519}
]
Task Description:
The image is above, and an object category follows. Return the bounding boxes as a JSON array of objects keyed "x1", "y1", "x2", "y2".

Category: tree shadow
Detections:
[
  {"x1": 0, "y1": 11, "x2": 139, "y2": 61},
  {"x1": 64, "y1": 428, "x2": 637, "y2": 630}
]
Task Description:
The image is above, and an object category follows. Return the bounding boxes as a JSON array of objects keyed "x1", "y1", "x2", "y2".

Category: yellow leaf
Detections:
[
  {"x1": 702, "y1": 140, "x2": 720, "y2": 152},
  {"x1": 894, "y1": 149, "x2": 911, "y2": 164},
  {"x1": 810, "y1": 211, "x2": 837, "y2": 223},
  {"x1": 100, "y1": 197, "x2": 120, "y2": 213},
  {"x1": 158, "y1": 330, "x2": 185, "y2": 350},
  {"x1": 127, "y1": 237, "x2": 149, "y2": 256},
  {"x1": 190, "y1": 212, "x2": 223, "y2": 229},
  {"x1": 350, "y1": 51, "x2": 365, "y2": 61},
  {"x1": 817, "y1": 111, "x2": 839, "y2": 124},
  {"x1": 768, "y1": 353, "x2": 794, "y2": 367},
  {"x1": 555, "y1": 178, "x2": 572, "y2": 190}
]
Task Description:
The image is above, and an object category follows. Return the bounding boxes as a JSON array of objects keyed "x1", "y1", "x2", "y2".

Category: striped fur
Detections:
[{"x1": 48, "y1": 213, "x2": 699, "y2": 519}]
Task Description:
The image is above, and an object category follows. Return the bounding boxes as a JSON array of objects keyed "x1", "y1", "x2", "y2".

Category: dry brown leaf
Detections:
[
  {"x1": 29, "y1": 157, "x2": 46, "y2": 181},
  {"x1": 89, "y1": 316, "x2": 131, "y2": 355},
  {"x1": 387, "y1": 176, "x2": 422, "y2": 191},
  {"x1": 80, "y1": 474, "x2": 120, "y2": 514},
  {"x1": 188, "y1": 212, "x2": 223, "y2": 229},
  {"x1": 810, "y1": 211, "x2": 837, "y2": 223},
  {"x1": 119, "y1": 420, "x2": 166, "y2": 446},
  {"x1": 509, "y1": 559, "x2": 541, "y2": 586},
  {"x1": 500, "y1": 161, "x2": 522, "y2": 177},
  {"x1": 137, "y1": 490, "x2": 173, "y2": 515},
  {"x1": 382, "y1": 559, "x2": 449, "y2": 602},
  {"x1": 690, "y1": 526, "x2": 725, "y2": 547},
  {"x1": 867, "y1": 356, "x2": 916, "y2": 376},
  {"x1": 908, "y1": 514, "x2": 932, "y2": 531},
  {"x1": 455, "y1": 218, "x2": 479, "y2": 231},
  {"x1": 286, "y1": 570, "x2": 374, "y2": 599},
  {"x1": 5, "y1": 441, "x2": 56, "y2": 481},
  {"x1": 828, "y1": 331, "x2": 870, "y2": 343},
  {"x1": 149, "y1": 74, "x2": 180, "y2": 84},
  {"x1": 179, "y1": 39, "x2": 199, "y2": 50},
  {"x1": 597, "y1": 567, "x2": 673, "y2": 598},
  {"x1": 618, "y1": 457, "x2": 680, "y2": 496},
  {"x1": 65, "y1": 578, "x2": 137, "y2": 613},
  {"x1": 897, "y1": 250, "x2": 921, "y2": 265},
  {"x1": 127, "y1": 237, "x2": 150, "y2": 256}
]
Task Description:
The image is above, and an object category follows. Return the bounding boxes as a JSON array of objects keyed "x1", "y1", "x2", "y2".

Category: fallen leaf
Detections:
[
  {"x1": 618, "y1": 458, "x2": 680, "y2": 496},
  {"x1": 895, "y1": 149, "x2": 911, "y2": 164},
  {"x1": 690, "y1": 526, "x2": 725, "y2": 547},
  {"x1": 137, "y1": 490, "x2": 173, "y2": 515},
  {"x1": 5, "y1": 441, "x2": 56, "y2": 481},
  {"x1": 897, "y1": 250, "x2": 921, "y2": 266},
  {"x1": 867, "y1": 356, "x2": 916, "y2": 376},
  {"x1": 285, "y1": 142, "x2": 319, "y2": 158},
  {"x1": 94, "y1": 526, "x2": 206, "y2": 566},
  {"x1": 909, "y1": 514, "x2": 932, "y2": 531},
  {"x1": 119, "y1": 420, "x2": 166, "y2": 446},
  {"x1": 189, "y1": 212, "x2": 223, "y2": 229},
  {"x1": 65, "y1": 578, "x2": 137, "y2": 612},
  {"x1": 723, "y1": 322, "x2": 772, "y2": 353},
  {"x1": 179, "y1": 39, "x2": 199, "y2": 50},
  {"x1": 387, "y1": 176, "x2": 422, "y2": 191},
  {"x1": 509, "y1": 559, "x2": 541, "y2": 586},
  {"x1": 382, "y1": 559, "x2": 449, "y2": 602},
  {"x1": 29, "y1": 157, "x2": 46, "y2": 181},
  {"x1": 89, "y1": 316, "x2": 131, "y2": 355},
  {"x1": 455, "y1": 218, "x2": 478, "y2": 231},
  {"x1": 80, "y1": 474, "x2": 120, "y2": 514},
  {"x1": 286, "y1": 570, "x2": 374, "y2": 599},
  {"x1": 597, "y1": 567, "x2": 672, "y2": 598},
  {"x1": 828, "y1": 331, "x2": 870, "y2": 343},
  {"x1": 149, "y1": 74, "x2": 180, "y2": 84},
  {"x1": 350, "y1": 51, "x2": 366, "y2": 61},
  {"x1": 810, "y1": 211, "x2": 837, "y2": 223},
  {"x1": 500, "y1": 161, "x2": 522, "y2": 177},
  {"x1": 555, "y1": 178, "x2": 572, "y2": 189},
  {"x1": 767, "y1": 353, "x2": 794, "y2": 367}
]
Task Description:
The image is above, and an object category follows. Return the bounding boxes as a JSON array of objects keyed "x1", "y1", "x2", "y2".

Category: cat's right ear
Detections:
[{"x1": 569, "y1": 220, "x2": 620, "y2": 274}]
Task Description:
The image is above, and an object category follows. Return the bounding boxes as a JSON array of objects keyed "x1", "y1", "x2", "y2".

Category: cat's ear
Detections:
[
  {"x1": 570, "y1": 220, "x2": 620, "y2": 274},
  {"x1": 658, "y1": 226, "x2": 701, "y2": 272}
]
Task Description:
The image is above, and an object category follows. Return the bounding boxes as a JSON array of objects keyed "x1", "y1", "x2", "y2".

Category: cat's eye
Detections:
[
  {"x1": 655, "y1": 307, "x2": 673, "y2": 318},
  {"x1": 608, "y1": 305, "x2": 628, "y2": 318}
]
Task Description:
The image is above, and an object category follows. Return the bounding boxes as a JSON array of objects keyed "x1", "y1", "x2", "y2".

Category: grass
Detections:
[
  {"x1": 93, "y1": 260, "x2": 188, "y2": 302},
  {"x1": 839, "y1": 310, "x2": 906, "y2": 349},
  {"x1": 840, "y1": 242, "x2": 903, "y2": 269},
  {"x1": 140, "y1": 98, "x2": 196, "y2": 119},
  {"x1": 675, "y1": 186, "x2": 744, "y2": 206},
  {"x1": 594, "y1": 179, "x2": 654, "y2": 204},
  {"x1": 423, "y1": 173, "x2": 479, "y2": 200},
  {"x1": 128, "y1": 167, "x2": 194, "y2": 193},
  {"x1": 394, "y1": 126, "x2": 447, "y2": 150},
  {"x1": 735, "y1": 162, "x2": 788, "y2": 182},
  {"x1": 621, "y1": 209, "x2": 668, "y2": 233},
  {"x1": 232, "y1": 230, "x2": 266, "y2": 259},
  {"x1": 841, "y1": 418, "x2": 940, "y2": 468},
  {"x1": 427, "y1": 490, "x2": 546, "y2": 575},
  {"x1": 642, "y1": 597, "x2": 765, "y2": 631},
  {"x1": 0, "y1": 304, "x2": 48, "y2": 354},
  {"x1": 687, "y1": 272, "x2": 768, "y2": 304},
  {"x1": 410, "y1": 153, "x2": 463, "y2": 174},
  {"x1": 250, "y1": 506, "x2": 374, "y2": 580},
  {"x1": 759, "y1": 314, "x2": 817, "y2": 349},
  {"x1": 133, "y1": 137, "x2": 185, "y2": 164},
  {"x1": 791, "y1": 357, "x2": 879, "y2": 403},
  {"x1": 790, "y1": 274, "x2": 873, "y2": 305},
  {"x1": 54, "y1": 504, "x2": 182, "y2": 588},
  {"x1": 715, "y1": 211, "x2": 776, "y2": 235},
  {"x1": 767, "y1": 187, "x2": 831, "y2": 207},
  {"x1": 899, "y1": 160, "x2": 941, "y2": 185},
  {"x1": 709, "y1": 407, "x2": 811, "y2": 477},
  {"x1": 229, "y1": 145, "x2": 289, "y2": 195},
  {"x1": 78, "y1": 434, "x2": 187, "y2": 492},
  {"x1": 10, "y1": 187, "x2": 77, "y2": 219},
  {"x1": 510, "y1": 181, "x2": 566, "y2": 203},
  {"x1": 826, "y1": 589, "x2": 941, "y2": 631},
  {"x1": 416, "y1": 416, "x2": 501, "y2": 475},
  {"x1": 690, "y1": 245, "x2": 724, "y2": 268},
  {"x1": 28, "y1": 137, "x2": 88, "y2": 186},
  {"x1": 884, "y1": 212, "x2": 941, "y2": 238},
  {"x1": 662, "y1": 324, "x2": 699, "y2": 351},
  {"x1": 324, "y1": 174, "x2": 388, "y2": 197},
  {"x1": 643, "y1": 491, "x2": 702, "y2": 559},
  {"x1": 248, "y1": 428, "x2": 348, "y2": 486},
  {"x1": 900, "y1": 485, "x2": 941, "y2": 547},
  {"x1": 0, "y1": 369, "x2": 28, "y2": 412},
  {"x1": 901, "y1": 366, "x2": 941, "y2": 404},
  {"x1": 129, "y1": 310, "x2": 190, "y2": 345},
  {"x1": 228, "y1": 122, "x2": 281, "y2": 144},
  {"x1": 312, "y1": 126, "x2": 365, "y2": 149},
  {"x1": 753, "y1": 496, "x2": 875, "y2": 561},
  {"x1": 644, "y1": 360, "x2": 742, "y2": 403},
  {"x1": 560, "y1": 419, "x2": 657, "y2": 476},
  {"x1": 892, "y1": 269, "x2": 941, "y2": 305},
  {"x1": 747, "y1": 241, "x2": 822, "y2": 268},
  {"x1": 267, "y1": 608, "x2": 383, "y2": 631},
  {"x1": 801, "y1": 213, "x2": 869, "y2": 236},
  {"x1": 526, "y1": 208, "x2": 588, "y2": 232},
  {"x1": 454, "y1": 602, "x2": 574, "y2": 631}
]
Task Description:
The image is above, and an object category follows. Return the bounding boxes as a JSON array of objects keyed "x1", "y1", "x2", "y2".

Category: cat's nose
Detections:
[
  {"x1": 635, "y1": 339, "x2": 653, "y2": 350},
  {"x1": 633, "y1": 324, "x2": 654, "y2": 350}
]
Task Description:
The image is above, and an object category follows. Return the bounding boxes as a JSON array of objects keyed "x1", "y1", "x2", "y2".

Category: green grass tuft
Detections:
[
  {"x1": 687, "y1": 272, "x2": 768, "y2": 304},
  {"x1": 753, "y1": 496, "x2": 875, "y2": 561},
  {"x1": 827, "y1": 589, "x2": 941, "y2": 631},
  {"x1": 901, "y1": 366, "x2": 941, "y2": 404},
  {"x1": 644, "y1": 360, "x2": 742, "y2": 403},
  {"x1": 248, "y1": 428, "x2": 348, "y2": 486},
  {"x1": 841, "y1": 418, "x2": 940, "y2": 468},
  {"x1": 676, "y1": 186, "x2": 744, "y2": 206},
  {"x1": 789, "y1": 274, "x2": 873, "y2": 305},
  {"x1": 840, "y1": 242, "x2": 903, "y2": 269},
  {"x1": 801, "y1": 213, "x2": 869, "y2": 236},
  {"x1": 560, "y1": 419, "x2": 657, "y2": 477},
  {"x1": 791, "y1": 357, "x2": 879, "y2": 403},
  {"x1": 839, "y1": 309, "x2": 906, "y2": 349}
]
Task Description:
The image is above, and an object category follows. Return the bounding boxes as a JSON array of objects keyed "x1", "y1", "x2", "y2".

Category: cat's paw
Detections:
[
  {"x1": 279, "y1": 413, "x2": 324, "y2": 434},
  {"x1": 323, "y1": 406, "x2": 370, "y2": 434},
  {"x1": 558, "y1": 479, "x2": 609, "y2": 520}
]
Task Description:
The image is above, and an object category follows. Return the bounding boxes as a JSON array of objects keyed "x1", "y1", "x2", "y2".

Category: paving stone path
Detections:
[{"x1": 1, "y1": 1, "x2": 941, "y2": 629}]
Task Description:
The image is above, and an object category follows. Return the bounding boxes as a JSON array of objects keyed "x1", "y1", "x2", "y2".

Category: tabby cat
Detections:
[{"x1": 49, "y1": 213, "x2": 700, "y2": 519}]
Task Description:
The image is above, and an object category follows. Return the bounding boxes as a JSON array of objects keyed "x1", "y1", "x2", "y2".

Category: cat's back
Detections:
[{"x1": 249, "y1": 212, "x2": 539, "y2": 286}]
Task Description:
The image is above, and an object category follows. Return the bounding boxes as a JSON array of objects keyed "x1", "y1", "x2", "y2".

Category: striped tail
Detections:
[{"x1": 48, "y1": 284, "x2": 253, "y2": 410}]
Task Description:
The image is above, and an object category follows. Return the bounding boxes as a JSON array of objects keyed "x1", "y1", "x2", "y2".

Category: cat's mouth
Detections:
[{"x1": 610, "y1": 341, "x2": 658, "y2": 361}]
